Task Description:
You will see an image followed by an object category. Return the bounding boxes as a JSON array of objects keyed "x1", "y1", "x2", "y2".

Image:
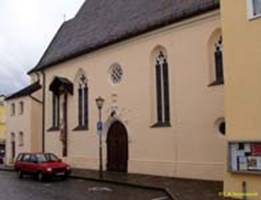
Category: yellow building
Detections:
[
  {"x1": 221, "y1": 0, "x2": 261, "y2": 199},
  {"x1": 0, "y1": 95, "x2": 6, "y2": 156}
]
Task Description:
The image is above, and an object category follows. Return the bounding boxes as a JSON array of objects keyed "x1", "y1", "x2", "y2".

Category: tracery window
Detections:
[
  {"x1": 18, "y1": 132, "x2": 24, "y2": 146},
  {"x1": 154, "y1": 51, "x2": 170, "y2": 126},
  {"x1": 209, "y1": 33, "x2": 224, "y2": 86},
  {"x1": 77, "y1": 74, "x2": 89, "y2": 129},
  {"x1": 214, "y1": 36, "x2": 224, "y2": 84},
  {"x1": 109, "y1": 63, "x2": 123, "y2": 84},
  {"x1": 52, "y1": 93, "x2": 60, "y2": 128}
]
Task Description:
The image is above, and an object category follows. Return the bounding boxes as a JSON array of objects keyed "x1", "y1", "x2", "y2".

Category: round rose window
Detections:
[{"x1": 109, "y1": 63, "x2": 123, "y2": 84}]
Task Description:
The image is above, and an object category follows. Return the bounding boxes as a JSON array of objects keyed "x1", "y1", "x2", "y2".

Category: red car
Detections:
[{"x1": 14, "y1": 153, "x2": 71, "y2": 181}]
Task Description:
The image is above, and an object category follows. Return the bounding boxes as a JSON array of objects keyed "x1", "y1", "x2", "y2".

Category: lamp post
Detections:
[{"x1": 96, "y1": 96, "x2": 105, "y2": 179}]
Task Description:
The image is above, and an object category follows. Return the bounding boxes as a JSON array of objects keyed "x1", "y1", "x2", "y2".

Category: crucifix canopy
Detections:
[{"x1": 49, "y1": 76, "x2": 73, "y2": 95}]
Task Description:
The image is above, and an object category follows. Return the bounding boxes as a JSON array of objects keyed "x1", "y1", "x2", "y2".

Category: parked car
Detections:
[{"x1": 14, "y1": 153, "x2": 71, "y2": 181}]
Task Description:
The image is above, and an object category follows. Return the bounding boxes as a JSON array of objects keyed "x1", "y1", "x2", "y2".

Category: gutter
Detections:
[{"x1": 41, "y1": 71, "x2": 46, "y2": 153}]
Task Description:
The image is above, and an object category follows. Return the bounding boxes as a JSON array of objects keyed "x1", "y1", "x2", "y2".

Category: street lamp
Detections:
[{"x1": 96, "y1": 96, "x2": 105, "y2": 179}]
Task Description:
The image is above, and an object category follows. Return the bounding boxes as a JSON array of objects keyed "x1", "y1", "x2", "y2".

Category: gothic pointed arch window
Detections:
[
  {"x1": 49, "y1": 76, "x2": 73, "y2": 131},
  {"x1": 74, "y1": 70, "x2": 89, "y2": 130},
  {"x1": 209, "y1": 30, "x2": 224, "y2": 86},
  {"x1": 214, "y1": 36, "x2": 224, "y2": 83},
  {"x1": 152, "y1": 49, "x2": 171, "y2": 127},
  {"x1": 52, "y1": 92, "x2": 60, "y2": 129}
]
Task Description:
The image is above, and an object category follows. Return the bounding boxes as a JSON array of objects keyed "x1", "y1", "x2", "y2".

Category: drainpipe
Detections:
[
  {"x1": 242, "y1": 181, "x2": 247, "y2": 200},
  {"x1": 40, "y1": 71, "x2": 46, "y2": 153}
]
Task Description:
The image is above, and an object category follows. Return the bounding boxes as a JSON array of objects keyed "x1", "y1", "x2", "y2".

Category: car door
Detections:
[
  {"x1": 22, "y1": 154, "x2": 31, "y2": 173},
  {"x1": 28, "y1": 155, "x2": 38, "y2": 174},
  {"x1": 15, "y1": 153, "x2": 24, "y2": 170}
]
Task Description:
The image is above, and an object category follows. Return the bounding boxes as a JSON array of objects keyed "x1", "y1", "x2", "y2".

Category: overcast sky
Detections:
[{"x1": 0, "y1": 0, "x2": 85, "y2": 95}]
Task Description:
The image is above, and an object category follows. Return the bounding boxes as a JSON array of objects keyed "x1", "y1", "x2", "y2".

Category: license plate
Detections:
[{"x1": 56, "y1": 172, "x2": 65, "y2": 176}]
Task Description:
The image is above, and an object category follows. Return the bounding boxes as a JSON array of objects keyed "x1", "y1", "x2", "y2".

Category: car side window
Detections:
[
  {"x1": 23, "y1": 154, "x2": 31, "y2": 162},
  {"x1": 30, "y1": 155, "x2": 38, "y2": 163}
]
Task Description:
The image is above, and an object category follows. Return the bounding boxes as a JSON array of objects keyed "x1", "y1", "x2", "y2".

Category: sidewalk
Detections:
[
  {"x1": 0, "y1": 165, "x2": 233, "y2": 200},
  {"x1": 0, "y1": 165, "x2": 14, "y2": 172},
  {"x1": 71, "y1": 169, "x2": 234, "y2": 200}
]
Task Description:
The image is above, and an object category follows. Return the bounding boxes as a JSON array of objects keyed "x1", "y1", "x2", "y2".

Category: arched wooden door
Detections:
[{"x1": 107, "y1": 121, "x2": 128, "y2": 172}]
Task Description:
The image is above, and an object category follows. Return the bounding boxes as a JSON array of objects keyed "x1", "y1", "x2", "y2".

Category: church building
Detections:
[{"x1": 6, "y1": 0, "x2": 225, "y2": 181}]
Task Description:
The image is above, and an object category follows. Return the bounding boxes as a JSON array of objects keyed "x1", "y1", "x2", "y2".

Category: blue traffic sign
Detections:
[{"x1": 97, "y1": 121, "x2": 103, "y2": 131}]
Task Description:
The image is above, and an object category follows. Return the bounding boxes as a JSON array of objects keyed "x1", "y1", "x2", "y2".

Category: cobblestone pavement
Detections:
[{"x1": 0, "y1": 171, "x2": 170, "y2": 200}]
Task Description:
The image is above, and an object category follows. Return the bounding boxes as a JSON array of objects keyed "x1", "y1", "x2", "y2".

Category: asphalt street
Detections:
[{"x1": 0, "y1": 171, "x2": 170, "y2": 200}]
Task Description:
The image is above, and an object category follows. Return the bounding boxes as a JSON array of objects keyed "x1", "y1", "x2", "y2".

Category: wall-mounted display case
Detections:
[{"x1": 228, "y1": 142, "x2": 261, "y2": 174}]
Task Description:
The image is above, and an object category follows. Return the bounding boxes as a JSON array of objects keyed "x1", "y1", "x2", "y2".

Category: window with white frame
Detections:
[
  {"x1": 11, "y1": 103, "x2": 15, "y2": 116},
  {"x1": 248, "y1": 0, "x2": 261, "y2": 18},
  {"x1": 18, "y1": 132, "x2": 24, "y2": 146},
  {"x1": 19, "y1": 101, "x2": 24, "y2": 115}
]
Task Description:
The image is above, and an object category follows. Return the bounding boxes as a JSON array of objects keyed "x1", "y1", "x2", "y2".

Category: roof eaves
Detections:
[{"x1": 5, "y1": 82, "x2": 42, "y2": 101}]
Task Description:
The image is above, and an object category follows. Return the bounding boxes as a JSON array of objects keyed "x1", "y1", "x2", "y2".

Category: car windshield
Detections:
[
  {"x1": 36, "y1": 154, "x2": 47, "y2": 163},
  {"x1": 46, "y1": 153, "x2": 59, "y2": 162},
  {"x1": 36, "y1": 153, "x2": 59, "y2": 163}
]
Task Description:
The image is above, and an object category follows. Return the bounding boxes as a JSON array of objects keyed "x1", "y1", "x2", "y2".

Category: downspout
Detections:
[
  {"x1": 40, "y1": 71, "x2": 46, "y2": 153},
  {"x1": 29, "y1": 93, "x2": 43, "y2": 104}
]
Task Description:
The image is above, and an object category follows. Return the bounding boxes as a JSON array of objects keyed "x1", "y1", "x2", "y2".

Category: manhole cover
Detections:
[{"x1": 88, "y1": 187, "x2": 112, "y2": 192}]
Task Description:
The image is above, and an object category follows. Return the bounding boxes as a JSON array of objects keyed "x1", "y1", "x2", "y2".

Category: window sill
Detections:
[
  {"x1": 208, "y1": 79, "x2": 224, "y2": 87},
  {"x1": 73, "y1": 126, "x2": 89, "y2": 131},
  {"x1": 229, "y1": 169, "x2": 261, "y2": 176},
  {"x1": 47, "y1": 127, "x2": 60, "y2": 132},
  {"x1": 151, "y1": 122, "x2": 171, "y2": 128},
  {"x1": 248, "y1": 13, "x2": 261, "y2": 21}
]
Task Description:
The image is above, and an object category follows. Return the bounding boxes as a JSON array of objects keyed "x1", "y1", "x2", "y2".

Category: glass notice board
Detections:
[{"x1": 229, "y1": 142, "x2": 261, "y2": 173}]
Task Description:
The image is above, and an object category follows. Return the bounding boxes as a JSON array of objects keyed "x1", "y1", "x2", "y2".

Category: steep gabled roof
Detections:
[
  {"x1": 29, "y1": 0, "x2": 219, "y2": 74},
  {"x1": 5, "y1": 82, "x2": 42, "y2": 101}
]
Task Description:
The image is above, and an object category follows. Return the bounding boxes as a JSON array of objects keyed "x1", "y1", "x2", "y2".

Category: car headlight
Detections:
[{"x1": 46, "y1": 168, "x2": 52, "y2": 172}]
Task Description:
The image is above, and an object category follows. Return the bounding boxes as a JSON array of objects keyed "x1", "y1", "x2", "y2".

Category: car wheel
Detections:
[
  {"x1": 37, "y1": 172, "x2": 45, "y2": 182},
  {"x1": 62, "y1": 174, "x2": 68, "y2": 180},
  {"x1": 18, "y1": 170, "x2": 23, "y2": 179}
]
